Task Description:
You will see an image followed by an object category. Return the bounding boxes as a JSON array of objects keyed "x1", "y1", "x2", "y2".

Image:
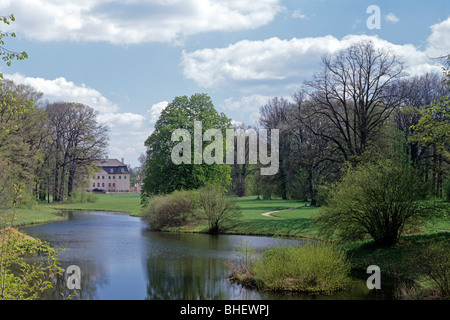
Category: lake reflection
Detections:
[{"x1": 21, "y1": 211, "x2": 396, "y2": 300}]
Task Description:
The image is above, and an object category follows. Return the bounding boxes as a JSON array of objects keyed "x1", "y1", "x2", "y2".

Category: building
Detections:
[{"x1": 89, "y1": 157, "x2": 130, "y2": 193}]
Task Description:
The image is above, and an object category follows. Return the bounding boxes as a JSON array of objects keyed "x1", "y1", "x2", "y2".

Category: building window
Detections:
[
  {"x1": 109, "y1": 183, "x2": 111, "y2": 187},
  {"x1": 109, "y1": 176, "x2": 111, "y2": 179},
  {"x1": 97, "y1": 176, "x2": 100, "y2": 179},
  {"x1": 119, "y1": 176, "x2": 121, "y2": 179},
  {"x1": 113, "y1": 183, "x2": 115, "y2": 187},
  {"x1": 93, "y1": 183, "x2": 95, "y2": 187},
  {"x1": 124, "y1": 176, "x2": 127, "y2": 179},
  {"x1": 102, "y1": 176, "x2": 104, "y2": 179},
  {"x1": 113, "y1": 176, "x2": 115, "y2": 179},
  {"x1": 97, "y1": 183, "x2": 100, "y2": 187},
  {"x1": 102, "y1": 183, "x2": 105, "y2": 187}
]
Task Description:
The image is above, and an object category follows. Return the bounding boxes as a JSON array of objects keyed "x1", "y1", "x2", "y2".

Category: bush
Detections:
[
  {"x1": 416, "y1": 239, "x2": 450, "y2": 298},
  {"x1": 250, "y1": 242, "x2": 351, "y2": 293},
  {"x1": 66, "y1": 190, "x2": 98, "y2": 204},
  {"x1": 143, "y1": 190, "x2": 198, "y2": 231},
  {"x1": 197, "y1": 184, "x2": 241, "y2": 233},
  {"x1": 317, "y1": 158, "x2": 448, "y2": 246}
]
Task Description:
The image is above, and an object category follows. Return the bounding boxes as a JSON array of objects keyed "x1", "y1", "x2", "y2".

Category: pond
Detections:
[{"x1": 21, "y1": 211, "x2": 397, "y2": 300}]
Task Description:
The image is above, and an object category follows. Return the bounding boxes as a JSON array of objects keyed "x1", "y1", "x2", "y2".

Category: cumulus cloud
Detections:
[
  {"x1": 5, "y1": 73, "x2": 120, "y2": 113},
  {"x1": 426, "y1": 16, "x2": 450, "y2": 58},
  {"x1": 181, "y1": 34, "x2": 442, "y2": 89},
  {"x1": 220, "y1": 94, "x2": 273, "y2": 123},
  {"x1": 1, "y1": 0, "x2": 282, "y2": 44},
  {"x1": 146, "y1": 101, "x2": 169, "y2": 126},
  {"x1": 292, "y1": 9, "x2": 307, "y2": 20},
  {"x1": 385, "y1": 13, "x2": 399, "y2": 24}
]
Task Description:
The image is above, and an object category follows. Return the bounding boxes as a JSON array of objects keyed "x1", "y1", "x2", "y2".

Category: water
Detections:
[{"x1": 21, "y1": 211, "x2": 397, "y2": 300}]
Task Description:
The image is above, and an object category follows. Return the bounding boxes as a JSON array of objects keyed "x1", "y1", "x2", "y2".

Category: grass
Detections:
[{"x1": 3, "y1": 192, "x2": 449, "y2": 298}]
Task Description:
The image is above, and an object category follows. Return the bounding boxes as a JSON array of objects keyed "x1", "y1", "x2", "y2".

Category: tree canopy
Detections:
[{"x1": 141, "y1": 93, "x2": 232, "y2": 200}]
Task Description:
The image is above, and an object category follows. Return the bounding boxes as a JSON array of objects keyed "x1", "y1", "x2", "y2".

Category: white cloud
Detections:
[
  {"x1": 146, "y1": 101, "x2": 169, "y2": 125},
  {"x1": 426, "y1": 16, "x2": 450, "y2": 58},
  {"x1": 181, "y1": 34, "x2": 442, "y2": 89},
  {"x1": 385, "y1": 13, "x2": 399, "y2": 24},
  {"x1": 221, "y1": 94, "x2": 272, "y2": 123},
  {"x1": 292, "y1": 9, "x2": 307, "y2": 19},
  {"x1": 4, "y1": 73, "x2": 120, "y2": 114},
  {"x1": 97, "y1": 112, "x2": 145, "y2": 128},
  {"x1": 2, "y1": 0, "x2": 283, "y2": 44}
]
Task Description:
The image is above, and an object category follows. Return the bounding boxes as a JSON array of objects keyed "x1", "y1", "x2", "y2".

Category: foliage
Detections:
[
  {"x1": 143, "y1": 190, "x2": 199, "y2": 231},
  {"x1": 250, "y1": 242, "x2": 351, "y2": 293},
  {"x1": 66, "y1": 190, "x2": 98, "y2": 204},
  {"x1": 142, "y1": 93, "x2": 232, "y2": 201},
  {"x1": 196, "y1": 184, "x2": 241, "y2": 233},
  {"x1": 317, "y1": 157, "x2": 449, "y2": 246},
  {"x1": 410, "y1": 95, "x2": 450, "y2": 161},
  {"x1": 0, "y1": 227, "x2": 63, "y2": 300},
  {"x1": 0, "y1": 186, "x2": 63, "y2": 300},
  {"x1": 415, "y1": 238, "x2": 450, "y2": 298}
]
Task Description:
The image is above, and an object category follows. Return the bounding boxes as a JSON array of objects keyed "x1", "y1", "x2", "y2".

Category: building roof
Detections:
[
  {"x1": 96, "y1": 158, "x2": 126, "y2": 167},
  {"x1": 95, "y1": 158, "x2": 130, "y2": 174}
]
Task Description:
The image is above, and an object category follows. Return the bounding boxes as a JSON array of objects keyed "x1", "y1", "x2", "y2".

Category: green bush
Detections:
[
  {"x1": 252, "y1": 242, "x2": 351, "y2": 293},
  {"x1": 197, "y1": 184, "x2": 241, "y2": 233},
  {"x1": 66, "y1": 190, "x2": 98, "y2": 204},
  {"x1": 416, "y1": 239, "x2": 449, "y2": 298},
  {"x1": 143, "y1": 190, "x2": 198, "y2": 231}
]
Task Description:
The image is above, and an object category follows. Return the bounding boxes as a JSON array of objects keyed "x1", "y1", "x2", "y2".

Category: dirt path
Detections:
[{"x1": 261, "y1": 208, "x2": 295, "y2": 217}]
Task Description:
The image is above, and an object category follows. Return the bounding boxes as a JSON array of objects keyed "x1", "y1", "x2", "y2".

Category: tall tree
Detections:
[
  {"x1": 305, "y1": 40, "x2": 406, "y2": 164},
  {"x1": 142, "y1": 93, "x2": 232, "y2": 200},
  {"x1": 45, "y1": 102, "x2": 108, "y2": 202}
]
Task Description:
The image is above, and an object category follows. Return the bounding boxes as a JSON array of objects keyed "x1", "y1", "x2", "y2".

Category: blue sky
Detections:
[{"x1": 1, "y1": 0, "x2": 449, "y2": 167}]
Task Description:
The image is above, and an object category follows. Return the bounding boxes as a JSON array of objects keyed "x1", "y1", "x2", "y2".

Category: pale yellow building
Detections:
[{"x1": 89, "y1": 158, "x2": 130, "y2": 193}]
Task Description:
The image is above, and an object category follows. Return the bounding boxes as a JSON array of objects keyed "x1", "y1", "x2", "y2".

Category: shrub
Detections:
[
  {"x1": 317, "y1": 158, "x2": 448, "y2": 246},
  {"x1": 251, "y1": 242, "x2": 351, "y2": 293},
  {"x1": 196, "y1": 184, "x2": 241, "y2": 233},
  {"x1": 226, "y1": 239, "x2": 259, "y2": 286},
  {"x1": 66, "y1": 190, "x2": 98, "y2": 204},
  {"x1": 143, "y1": 190, "x2": 198, "y2": 231},
  {"x1": 416, "y1": 239, "x2": 449, "y2": 298}
]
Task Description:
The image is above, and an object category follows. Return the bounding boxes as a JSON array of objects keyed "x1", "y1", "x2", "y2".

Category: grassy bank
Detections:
[{"x1": 6, "y1": 192, "x2": 449, "y2": 298}]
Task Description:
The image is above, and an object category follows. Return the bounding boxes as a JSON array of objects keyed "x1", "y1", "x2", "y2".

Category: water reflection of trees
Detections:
[
  {"x1": 144, "y1": 254, "x2": 228, "y2": 300},
  {"x1": 40, "y1": 262, "x2": 109, "y2": 300}
]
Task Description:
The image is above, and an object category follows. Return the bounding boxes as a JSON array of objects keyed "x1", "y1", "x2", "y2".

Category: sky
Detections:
[{"x1": 1, "y1": 0, "x2": 449, "y2": 168}]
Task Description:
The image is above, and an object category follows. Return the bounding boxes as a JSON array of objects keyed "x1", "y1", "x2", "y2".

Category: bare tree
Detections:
[
  {"x1": 305, "y1": 40, "x2": 406, "y2": 163},
  {"x1": 45, "y1": 102, "x2": 108, "y2": 201},
  {"x1": 259, "y1": 97, "x2": 292, "y2": 199}
]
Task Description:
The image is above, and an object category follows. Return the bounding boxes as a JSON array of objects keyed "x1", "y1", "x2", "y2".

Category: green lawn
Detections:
[
  {"x1": 8, "y1": 193, "x2": 449, "y2": 241},
  {"x1": 224, "y1": 196, "x2": 321, "y2": 238},
  {"x1": 47, "y1": 192, "x2": 144, "y2": 216},
  {"x1": 5, "y1": 192, "x2": 449, "y2": 297}
]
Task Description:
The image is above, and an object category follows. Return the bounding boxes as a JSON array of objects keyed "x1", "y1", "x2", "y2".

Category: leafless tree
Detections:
[
  {"x1": 45, "y1": 102, "x2": 109, "y2": 201},
  {"x1": 304, "y1": 40, "x2": 406, "y2": 163}
]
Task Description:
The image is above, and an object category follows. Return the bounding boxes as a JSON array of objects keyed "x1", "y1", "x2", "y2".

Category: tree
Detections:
[
  {"x1": 229, "y1": 122, "x2": 255, "y2": 197},
  {"x1": 317, "y1": 157, "x2": 448, "y2": 246},
  {"x1": 258, "y1": 97, "x2": 291, "y2": 199},
  {"x1": 142, "y1": 93, "x2": 232, "y2": 200},
  {"x1": 197, "y1": 184, "x2": 241, "y2": 233},
  {"x1": 305, "y1": 40, "x2": 406, "y2": 164},
  {"x1": 45, "y1": 102, "x2": 109, "y2": 202}
]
